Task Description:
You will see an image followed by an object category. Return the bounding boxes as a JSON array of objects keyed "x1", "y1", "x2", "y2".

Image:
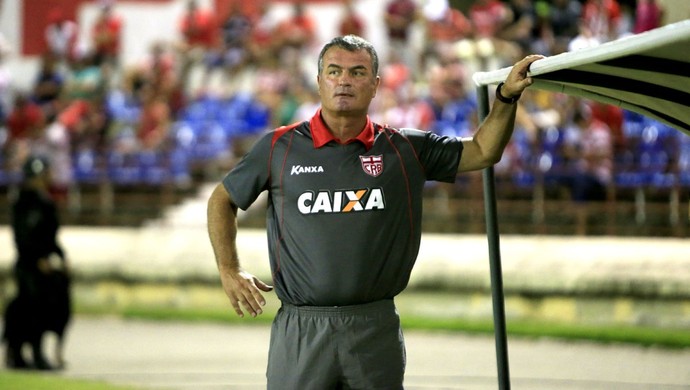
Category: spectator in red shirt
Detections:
[
  {"x1": 469, "y1": 0, "x2": 510, "y2": 39},
  {"x1": 338, "y1": 0, "x2": 366, "y2": 38},
  {"x1": 277, "y1": 1, "x2": 316, "y2": 48},
  {"x1": 135, "y1": 83, "x2": 170, "y2": 152},
  {"x1": 275, "y1": 0, "x2": 316, "y2": 67},
  {"x1": 4, "y1": 93, "x2": 47, "y2": 171},
  {"x1": 179, "y1": 0, "x2": 218, "y2": 50},
  {"x1": 91, "y1": 3, "x2": 123, "y2": 69},
  {"x1": 178, "y1": 0, "x2": 219, "y2": 94},
  {"x1": 7, "y1": 94, "x2": 45, "y2": 142},
  {"x1": 581, "y1": 0, "x2": 621, "y2": 43}
]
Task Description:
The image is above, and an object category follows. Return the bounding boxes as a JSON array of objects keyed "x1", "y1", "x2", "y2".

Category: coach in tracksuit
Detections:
[{"x1": 208, "y1": 35, "x2": 542, "y2": 389}]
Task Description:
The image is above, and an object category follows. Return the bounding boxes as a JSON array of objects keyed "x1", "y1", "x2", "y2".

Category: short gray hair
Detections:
[{"x1": 317, "y1": 35, "x2": 379, "y2": 77}]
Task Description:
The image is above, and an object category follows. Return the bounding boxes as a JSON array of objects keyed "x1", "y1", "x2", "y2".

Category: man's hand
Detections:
[
  {"x1": 219, "y1": 268, "x2": 273, "y2": 318},
  {"x1": 502, "y1": 54, "x2": 545, "y2": 98}
]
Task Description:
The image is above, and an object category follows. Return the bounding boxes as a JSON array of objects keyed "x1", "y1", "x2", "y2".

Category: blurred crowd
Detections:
[{"x1": 1, "y1": 0, "x2": 686, "y2": 218}]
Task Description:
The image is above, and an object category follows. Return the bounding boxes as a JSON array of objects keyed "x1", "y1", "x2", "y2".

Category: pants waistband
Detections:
[{"x1": 281, "y1": 299, "x2": 395, "y2": 317}]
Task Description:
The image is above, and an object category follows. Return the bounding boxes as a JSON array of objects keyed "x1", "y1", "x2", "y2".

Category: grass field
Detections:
[
  {"x1": 71, "y1": 284, "x2": 690, "y2": 349},
  {"x1": 0, "y1": 371, "x2": 142, "y2": 390}
]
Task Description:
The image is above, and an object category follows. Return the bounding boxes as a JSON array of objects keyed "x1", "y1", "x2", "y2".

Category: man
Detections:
[
  {"x1": 3, "y1": 156, "x2": 70, "y2": 369},
  {"x1": 207, "y1": 35, "x2": 541, "y2": 389}
]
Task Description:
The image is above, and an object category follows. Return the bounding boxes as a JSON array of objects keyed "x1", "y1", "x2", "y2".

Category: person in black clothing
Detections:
[{"x1": 3, "y1": 156, "x2": 71, "y2": 370}]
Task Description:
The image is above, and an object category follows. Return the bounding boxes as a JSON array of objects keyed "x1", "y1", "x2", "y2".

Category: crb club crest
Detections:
[{"x1": 359, "y1": 155, "x2": 383, "y2": 177}]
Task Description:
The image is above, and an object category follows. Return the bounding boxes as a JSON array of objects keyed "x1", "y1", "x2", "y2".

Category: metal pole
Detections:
[{"x1": 476, "y1": 84, "x2": 511, "y2": 389}]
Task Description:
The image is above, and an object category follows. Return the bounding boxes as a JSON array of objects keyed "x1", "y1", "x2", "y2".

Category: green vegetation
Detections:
[
  {"x1": 399, "y1": 317, "x2": 690, "y2": 349},
  {"x1": 70, "y1": 284, "x2": 690, "y2": 350},
  {"x1": 0, "y1": 371, "x2": 142, "y2": 390},
  {"x1": 73, "y1": 303, "x2": 690, "y2": 350}
]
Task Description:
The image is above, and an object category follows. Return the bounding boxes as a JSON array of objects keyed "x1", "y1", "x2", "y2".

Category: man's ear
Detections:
[{"x1": 372, "y1": 75, "x2": 381, "y2": 98}]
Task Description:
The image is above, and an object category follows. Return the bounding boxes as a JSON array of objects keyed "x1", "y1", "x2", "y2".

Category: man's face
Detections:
[{"x1": 317, "y1": 47, "x2": 379, "y2": 117}]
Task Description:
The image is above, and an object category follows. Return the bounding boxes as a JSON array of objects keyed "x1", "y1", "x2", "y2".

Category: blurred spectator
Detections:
[
  {"x1": 422, "y1": 0, "x2": 472, "y2": 68},
  {"x1": 559, "y1": 102, "x2": 613, "y2": 235},
  {"x1": 581, "y1": 0, "x2": 622, "y2": 43},
  {"x1": 542, "y1": 0, "x2": 582, "y2": 54},
  {"x1": 590, "y1": 101, "x2": 624, "y2": 153},
  {"x1": 31, "y1": 118, "x2": 73, "y2": 202},
  {"x1": 247, "y1": 1, "x2": 279, "y2": 65},
  {"x1": 63, "y1": 50, "x2": 106, "y2": 104},
  {"x1": 31, "y1": 53, "x2": 65, "y2": 119},
  {"x1": 469, "y1": 0, "x2": 510, "y2": 39},
  {"x1": 44, "y1": 8, "x2": 79, "y2": 70},
  {"x1": 384, "y1": 0, "x2": 418, "y2": 75},
  {"x1": 6, "y1": 94, "x2": 45, "y2": 142},
  {"x1": 634, "y1": 0, "x2": 664, "y2": 34},
  {"x1": 177, "y1": 0, "x2": 219, "y2": 94},
  {"x1": 253, "y1": 55, "x2": 291, "y2": 129},
  {"x1": 132, "y1": 42, "x2": 183, "y2": 115},
  {"x1": 427, "y1": 61, "x2": 477, "y2": 139},
  {"x1": 418, "y1": 59, "x2": 477, "y2": 214},
  {"x1": 287, "y1": 80, "x2": 321, "y2": 124},
  {"x1": 338, "y1": 0, "x2": 366, "y2": 38},
  {"x1": 90, "y1": 1, "x2": 123, "y2": 84},
  {"x1": 498, "y1": 0, "x2": 538, "y2": 53},
  {"x1": 0, "y1": 33, "x2": 12, "y2": 124},
  {"x1": 568, "y1": 20, "x2": 601, "y2": 51},
  {"x1": 373, "y1": 83, "x2": 434, "y2": 131},
  {"x1": 421, "y1": 64, "x2": 449, "y2": 128},
  {"x1": 59, "y1": 50, "x2": 110, "y2": 153},
  {"x1": 58, "y1": 99, "x2": 110, "y2": 154},
  {"x1": 274, "y1": 0, "x2": 317, "y2": 70},
  {"x1": 468, "y1": 0, "x2": 514, "y2": 68},
  {"x1": 219, "y1": 2, "x2": 252, "y2": 76},
  {"x1": 134, "y1": 83, "x2": 171, "y2": 152},
  {"x1": 5, "y1": 93, "x2": 46, "y2": 171}
]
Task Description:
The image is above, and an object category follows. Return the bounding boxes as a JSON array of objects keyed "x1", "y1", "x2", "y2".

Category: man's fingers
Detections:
[
  {"x1": 255, "y1": 277, "x2": 274, "y2": 292},
  {"x1": 240, "y1": 288, "x2": 264, "y2": 317},
  {"x1": 229, "y1": 296, "x2": 245, "y2": 318},
  {"x1": 220, "y1": 271, "x2": 272, "y2": 318}
]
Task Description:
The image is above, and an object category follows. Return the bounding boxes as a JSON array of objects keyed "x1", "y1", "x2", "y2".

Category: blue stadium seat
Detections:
[
  {"x1": 189, "y1": 121, "x2": 230, "y2": 162},
  {"x1": 677, "y1": 135, "x2": 690, "y2": 188},
  {"x1": 244, "y1": 100, "x2": 270, "y2": 134},
  {"x1": 638, "y1": 120, "x2": 676, "y2": 187},
  {"x1": 73, "y1": 148, "x2": 105, "y2": 183},
  {"x1": 169, "y1": 147, "x2": 191, "y2": 185},
  {"x1": 138, "y1": 150, "x2": 170, "y2": 185},
  {"x1": 107, "y1": 90, "x2": 141, "y2": 125},
  {"x1": 107, "y1": 151, "x2": 142, "y2": 185}
]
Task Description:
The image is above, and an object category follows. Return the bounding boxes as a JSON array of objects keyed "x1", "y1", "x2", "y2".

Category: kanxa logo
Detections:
[
  {"x1": 297, "y1": 188, "x2": 385, "y2": 214},
  {"x1": 291, "y1": 165, "x2": 324, "y2": 175}
]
